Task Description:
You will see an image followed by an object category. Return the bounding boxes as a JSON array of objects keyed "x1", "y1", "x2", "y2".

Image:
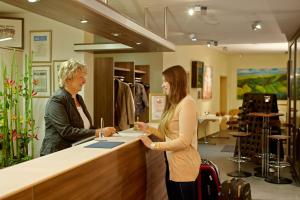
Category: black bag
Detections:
[{"x1": 221, "y1": 178, "x2": 252, "y2": 200}]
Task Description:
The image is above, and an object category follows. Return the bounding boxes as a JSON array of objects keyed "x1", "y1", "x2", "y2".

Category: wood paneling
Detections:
[
  {"x1": 2, "y1": 188, "x2": 32, "y2": 200},
  {"x1": 1, "y1": 140, "x2": 167, "y2": 200},
  {"x1": 94, "y1": 57, "x2": 114, "y2": 127}
]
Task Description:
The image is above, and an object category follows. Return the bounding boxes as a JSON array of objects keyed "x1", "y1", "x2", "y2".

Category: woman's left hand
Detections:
[{"x1": 140, "y1": 135, "x2": 153, "y2": 149}]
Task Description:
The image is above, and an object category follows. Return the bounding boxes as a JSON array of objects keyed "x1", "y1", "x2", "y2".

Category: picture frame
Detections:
[
  {"x1": 30, "y1": 30, "x2": 52, "y2": 62},
  {"x1": 149, "y1": 93, "x2": 166, "y2": 122},
  {"x1": 52, "y1": 60, "x2": 66, "y2": 92},
  {"x1": 191, "y1": 61, "x2": 204, "y2": 88},
  {"x1": 0, "y1": 17, "x2": 24, "y2": 49},
  {"x1": 203, "y1": 66, "x2": 212, "y2": 99},
  {"x1": 32, "y1": 65, "x2": 51, "y2": 98}
]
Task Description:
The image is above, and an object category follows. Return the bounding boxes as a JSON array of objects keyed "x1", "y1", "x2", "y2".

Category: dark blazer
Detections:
[{"x1": 40, "y1": 88, "x2": 95, "y2": 156}]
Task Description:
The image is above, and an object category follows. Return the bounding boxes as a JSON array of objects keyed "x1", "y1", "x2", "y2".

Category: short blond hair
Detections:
[{"x1": 58, "y1": 58, "x2": 87, "y2": 88}]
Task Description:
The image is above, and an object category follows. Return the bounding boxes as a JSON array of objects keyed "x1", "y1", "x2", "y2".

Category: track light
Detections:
[
  {"x1": 189, "y1": 33, "x2": 197, "y2": 41},
  {"x1": 206, "y1": 40, "x2": 218, "y2": 47},
  {"x1": 188, "y1": 8, "x2": 194, "y2": 16},
  {"x1": 188, "y1": 5, "x2": 207, "y2": 16},
  {"x1": 252, "y1": 21, "x2": 262, "y2": 31}
]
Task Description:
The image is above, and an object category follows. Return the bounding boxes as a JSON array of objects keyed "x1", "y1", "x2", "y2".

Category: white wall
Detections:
[
  {"x1": 163, "y1": 45, "x2": 229, "y2": 136},
  {"x1": 2, "y1": 12, "x2": 85, "y2": 157}
]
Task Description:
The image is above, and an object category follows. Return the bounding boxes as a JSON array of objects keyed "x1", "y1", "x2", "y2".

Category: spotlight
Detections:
[
  {"x1": 206, "y1": 40, "x2": 218, "y2": 47},
  {"x1": 252, "y1": 21, "x2": 262, "y2": 31},
  {"x1": 189, "y1": 33, "x2": 197, "y2": 41},
  {"x1": 188, "y1": 8, "x2": 194, "y2": 16},
  {"x1": 28, "y1": 0, "x2": 40, "y2": 2},
  {"x1": 188, "y1": 5, "x2": 207, "y2": 16}
]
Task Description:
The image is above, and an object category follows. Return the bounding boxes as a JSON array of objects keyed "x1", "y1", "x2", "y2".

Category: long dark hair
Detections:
[{"x1": 162, "y1": 65, "x2": 187, "y2": 111}]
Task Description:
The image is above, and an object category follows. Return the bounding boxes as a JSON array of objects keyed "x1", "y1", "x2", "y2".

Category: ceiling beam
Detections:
[{"x1": 0, "y1": 0, "x2": 175, "y2": 52}]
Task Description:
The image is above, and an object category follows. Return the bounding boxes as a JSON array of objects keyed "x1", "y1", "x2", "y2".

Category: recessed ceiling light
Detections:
[
  {"x1": 136, "y1": 42, "x2": 142, "y2": 45},
  {"x1": 111, "y1": 33, "x2": 120, "y2": 37},
  {"x1": 27, "y1": 0, "x2": 40, "y2": 2},
  {"x1": 80, "y1": 19, "x2": 88, "y2": 24},
  {"x1": 252, "y1": 21, "x2": 262, "y2": 31}
]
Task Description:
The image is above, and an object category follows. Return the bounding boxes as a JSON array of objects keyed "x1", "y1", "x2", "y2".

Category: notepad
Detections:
[{"x1": 84, "y1": 141, "x2": 124, "y2": 149}]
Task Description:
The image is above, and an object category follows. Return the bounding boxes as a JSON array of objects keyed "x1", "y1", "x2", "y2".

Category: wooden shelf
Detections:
[
  {"x1": 135, "y1": 69, "x2": 146, "y2": 74},
  {"x1": 114, "y1": 67, "x2": 130, "y2": 72}
]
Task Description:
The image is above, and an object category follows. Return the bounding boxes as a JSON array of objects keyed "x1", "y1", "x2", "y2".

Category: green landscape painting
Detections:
[{"x1": 237, "y1": 68, "x2": 287, "y2": 100}]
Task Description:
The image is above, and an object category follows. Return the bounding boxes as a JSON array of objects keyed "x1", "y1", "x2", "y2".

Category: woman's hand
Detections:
[
  {"x1": 95, "y1": 127, "x2": 116, "y2": 137},
  {"x1": 140, "y1": 135, "x2": 153, "y2": 149},
  {"x1": 135, "y1": 122, "x2": 149, "y2": 132}
]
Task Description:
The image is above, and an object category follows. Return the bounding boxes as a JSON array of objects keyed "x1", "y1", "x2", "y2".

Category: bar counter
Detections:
[{"x1": 0, "y1": 129, "x2": 167, "y2": 200}]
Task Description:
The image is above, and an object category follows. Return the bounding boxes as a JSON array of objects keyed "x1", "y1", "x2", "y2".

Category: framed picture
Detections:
[
  {"x1": 52, "y1": 60, "x2": 66, "y2": 92},
  {"x1": 191, "y1": 61, "x2": 204, "y2": 88},
  {"x1": 0, "y1": 17, "x2": 24, "y2": 49},
  {"x1": 237, "y1": 68, "x2": 288, "y2": 100},
  {"x1": 203, "y1": 66, "x2": 212, "y2": 99},
  {"x1": 30, "y1": 30, "x2": 52, "y2": 62},
  {"x1": 149, "y1": 93, "x2": 166, "y2": 122},
  {"x1": 32, "y1": 65, "x2": 51, "y2": 98}
]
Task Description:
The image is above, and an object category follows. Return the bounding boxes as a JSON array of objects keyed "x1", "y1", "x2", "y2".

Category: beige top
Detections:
[{"x1": 148, "y1": 95, "x2": 201, "y2": 182}]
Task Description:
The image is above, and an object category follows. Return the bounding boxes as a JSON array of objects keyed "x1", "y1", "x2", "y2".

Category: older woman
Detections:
[{"x1": 40, "y1": 59, "x2": 115, "y2": 156}]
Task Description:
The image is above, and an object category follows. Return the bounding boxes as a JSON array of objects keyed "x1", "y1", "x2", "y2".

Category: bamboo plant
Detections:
[{"x1": 0, "y1": 51, "x2": 38, "y2": 168}]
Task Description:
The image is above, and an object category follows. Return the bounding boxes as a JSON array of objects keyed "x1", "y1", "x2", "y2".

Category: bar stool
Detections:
[
  {"x1": 265, "y1": 135, "x2": 292, "y2": 184},
  {"x1": 227, "y1": 132, "x2": 252, "y2": 177}
]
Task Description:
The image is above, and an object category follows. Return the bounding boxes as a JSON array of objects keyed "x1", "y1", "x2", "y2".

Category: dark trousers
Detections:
[{"x1": 165, "y1": 153, "x2": 197, "y2": 200}]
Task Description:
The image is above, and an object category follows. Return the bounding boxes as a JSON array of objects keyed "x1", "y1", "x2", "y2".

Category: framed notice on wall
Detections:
[
  {"x1": 149, "y1": 93, "x2": 166, "y2": 122},
  {"x1": 32, "y1": 65, "x2": 51, "y2": 98},
  {"x1": 52, "y1": 60, "x2": 66, "y2": 92},
  {"x1": 30, "y1": 30, "x2": 52, "y2": 62}
]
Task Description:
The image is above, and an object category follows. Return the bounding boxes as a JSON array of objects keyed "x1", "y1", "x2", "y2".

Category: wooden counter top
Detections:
[{"x1": 0, "y1": 129, "x2": 167, "y2": 200}]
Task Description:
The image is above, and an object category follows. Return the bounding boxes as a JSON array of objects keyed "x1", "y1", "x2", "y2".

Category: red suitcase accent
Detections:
[{"x1": 197, "y1": 159, "x2": 222, "y2": 200}]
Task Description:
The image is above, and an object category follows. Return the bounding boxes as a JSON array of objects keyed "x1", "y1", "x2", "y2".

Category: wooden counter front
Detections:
[{"x1": 0, "y1": 135, "x2": 167, "y2": 200}]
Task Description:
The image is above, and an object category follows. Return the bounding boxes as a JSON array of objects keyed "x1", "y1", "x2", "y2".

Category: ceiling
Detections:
[
  {"x1": 106, "y1": 0, "x2": 300, "y2": 53},
  {"x1": 1, "y1": 0, "x2": 300, "y2": 53}
]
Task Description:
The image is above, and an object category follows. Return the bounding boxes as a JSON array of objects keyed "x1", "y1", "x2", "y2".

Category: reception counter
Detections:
[{"x1": 0, "y1": 129, "x2": 167, "y2": 200}]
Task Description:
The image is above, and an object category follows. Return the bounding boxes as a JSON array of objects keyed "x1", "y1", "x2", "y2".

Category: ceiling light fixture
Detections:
[
  {"x1": 136, "y1": 42, "x2": 142, "y2": 45},
  {"x1": 189, "y1": 33, "x2": 197, "y2": 41},
  {"x1": 27, "y1": 0, "x2": 40, "y2": 2},
  {"x1": 188, "y1": 5, "x2": 207, "y2": 16},
  {"x1": 252, "y1": 21, "x2": 262, "y2": 31},
  {"x1": 80, "y1": 19, "x2": 88, "y2": 24},
  {"x1": 207, "y1": 40, "x2": 218, "y2": 47},
  {"x1": 188, "y1": 8, "x2": 194, "y2": 16},
  {"x1": 0, "y1": 26, "x2": 15, "y2": 42},
  {"x1": 111, "y1": 32, "x2": 120, "y2": 37}
]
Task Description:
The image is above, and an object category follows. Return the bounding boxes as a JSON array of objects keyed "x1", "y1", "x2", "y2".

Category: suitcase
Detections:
[
  {"x1": 221, "y1": 178, "x2": 252, "y2": 200},
  {"x1": 197, "y1": 159, "x2": 222, "y2": 200}
]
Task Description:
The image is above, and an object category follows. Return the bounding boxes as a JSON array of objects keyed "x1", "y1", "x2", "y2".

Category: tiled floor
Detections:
[{"x1": 198, "y1": 131, "x2": 300, "y2": 200}]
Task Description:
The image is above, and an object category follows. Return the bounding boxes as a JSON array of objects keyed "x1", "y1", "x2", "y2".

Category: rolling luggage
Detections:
[
  {"x1": 221, "y1": 178, "x2": 252, "y2": 200},
  {"x1": 197, "y1": 159, "x2": 222, "y2": 200}
]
